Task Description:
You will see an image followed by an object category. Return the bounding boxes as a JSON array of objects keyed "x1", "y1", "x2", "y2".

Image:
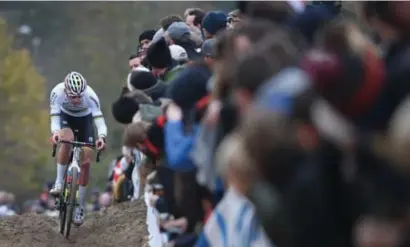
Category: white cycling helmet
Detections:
[{"x1": 64, "y1": 71, "x2": 87, "y2": 96}]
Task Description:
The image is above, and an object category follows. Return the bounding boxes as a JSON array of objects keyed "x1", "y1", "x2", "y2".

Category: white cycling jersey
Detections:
[{"x1": 49, "y1": 82, "x2": 108, "y2": 137}]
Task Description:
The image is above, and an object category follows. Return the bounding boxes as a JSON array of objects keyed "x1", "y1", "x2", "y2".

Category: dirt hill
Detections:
[{"x1": 0, "y1": 200, "x2": 147, "y2": 247}]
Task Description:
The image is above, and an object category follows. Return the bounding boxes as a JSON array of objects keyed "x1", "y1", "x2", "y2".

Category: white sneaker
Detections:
[
  {"x1": 73, "y1": 207, "x2": 85, "y2": 226},
  {"x1": 49, "y1": 182, "x2": 63, "y2": 197}
]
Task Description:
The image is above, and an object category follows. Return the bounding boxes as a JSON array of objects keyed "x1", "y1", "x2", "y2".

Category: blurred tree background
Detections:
[
  {"x1": 0, "y1": 1, "x2": 360, "y2": 203},
  {"x1": 0, "y1": 17, "x2": 49, "y2": 203},
  {"x1": 0, "y1": 1, "x2": 235, "y2": 202}
]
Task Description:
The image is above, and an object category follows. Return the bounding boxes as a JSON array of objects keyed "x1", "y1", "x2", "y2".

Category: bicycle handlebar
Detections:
[{"x1": 51, "y1": 140, "x2": 103, "y2": 163}]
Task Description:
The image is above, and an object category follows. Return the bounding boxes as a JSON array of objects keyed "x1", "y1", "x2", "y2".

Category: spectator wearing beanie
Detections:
[
  {"x1": 128, "y1": 70, "x2": 167, "y2": 101},
  {"x1": 165, "y1": 39, "x2": 215, "y2": 172},
  {"x1": 202, "y1": 11, "x2": 228, "y2": 39},
  {"x1": 146, "y1": 37, "x2": 184, "y2": 83},
  {"x1": 165, "y1": 64, "x2": 211, "y2": 169},
  {"x1": 112, "y1": 66, "x2": 160, "y2": 125},
  {"x1": 166, "y1": 22, "x2": 202, "y2": 61},
  {"x1": 121, "y1": 66, "x2": 149, "y2": 102},
  {"x1": 146, "y1": 37, "x2": 173, "y2": 78},
  {"x1": 111, "y1": 89, "x2": 153, "y2": 124}
]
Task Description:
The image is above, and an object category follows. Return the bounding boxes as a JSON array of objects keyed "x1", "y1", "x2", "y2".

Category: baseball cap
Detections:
[
  {"x1": 169, "y1": 44, "x2": 188, "y2": 62},
  {"x1": 202, "y1": 38, "x2": 216, "y2": 57},
  {"x1": 167, "y1": 22, "x2": 190, "y2": 41}
]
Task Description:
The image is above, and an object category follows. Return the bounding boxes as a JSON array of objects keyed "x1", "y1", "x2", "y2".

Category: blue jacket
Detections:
[{"x1": 165, "y1": 120, "x2": 198, "y2": 172}]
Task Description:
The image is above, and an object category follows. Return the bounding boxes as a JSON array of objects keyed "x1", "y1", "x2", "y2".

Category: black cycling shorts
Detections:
[{"x1": 60, "y1": 112, "x2": 95, "y2": 144}]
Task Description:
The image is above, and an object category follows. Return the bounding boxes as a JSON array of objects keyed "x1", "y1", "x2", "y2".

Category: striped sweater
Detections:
[{"x1": 196, "y1": 187, "x2": 274, "y2": 247}]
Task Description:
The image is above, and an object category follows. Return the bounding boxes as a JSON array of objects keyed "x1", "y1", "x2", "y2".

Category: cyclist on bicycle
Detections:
[{"x1": 49, "y1": 71, "x2": 107, "y2": 225}]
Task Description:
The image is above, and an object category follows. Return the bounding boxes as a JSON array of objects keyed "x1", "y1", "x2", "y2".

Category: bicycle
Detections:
[{"x1": 52, "y1": 134, "x2": 102, "y2": 239}]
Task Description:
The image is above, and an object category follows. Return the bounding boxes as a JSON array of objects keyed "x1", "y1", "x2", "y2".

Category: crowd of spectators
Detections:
[
  {"x1": 6, "y1": 2, "x2": 410, "y2": 247},
  {"x1": 111, "y1": 1, "x2": 410, "y2": 247},
  {"x1": 113, "y1": 1, "x2": 410, "y2": 246}
]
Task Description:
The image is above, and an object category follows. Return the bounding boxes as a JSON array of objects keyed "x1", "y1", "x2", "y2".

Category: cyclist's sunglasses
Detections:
[
  {"x1": 65, "y1": 90, "x2": 82, "y2": 99},
  {"x1": 68, "y1": 95, "x2": 82, "y2": 99}
]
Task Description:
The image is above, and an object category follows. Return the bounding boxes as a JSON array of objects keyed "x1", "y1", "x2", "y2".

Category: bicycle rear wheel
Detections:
[{"x1": 64, "y1": 166, "x2": 79, "y2": 239}]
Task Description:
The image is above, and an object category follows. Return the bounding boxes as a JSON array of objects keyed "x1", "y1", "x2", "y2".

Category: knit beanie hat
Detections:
[
  {"x1": 167, "y1": 63, "x2": 211, "y2": 110},
  {"x1": 129, "y1": 70, "x2": 158, "y2": 91},
  {"x1": 112, "y1": 96, "x2": 140, "y2": 124},
  {"x1": 146, "y1": 37, "x2": 172, "y2": 69},
  {"x1": 127, "y1": 66, "x2": 150, "y2": 91},
  {"x1": 112, "y1": 89, "x2": 153, "y2": 124},
  {"x1": 202, "y1": 11, "x2": 228, "y2": 35}
]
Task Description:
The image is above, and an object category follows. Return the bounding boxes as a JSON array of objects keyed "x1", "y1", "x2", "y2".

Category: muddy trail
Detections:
[{"x1": 0, "y1": 200, "x2": 147, "y2": 247}]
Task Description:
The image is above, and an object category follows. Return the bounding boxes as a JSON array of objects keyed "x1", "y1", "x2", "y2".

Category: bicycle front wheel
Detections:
[
  {"x1": 64, "y1": 167, "x2": 79, "y2": 239},
  {"x1": 59, "y1": 176, "x2": 68, "y2": 234}
]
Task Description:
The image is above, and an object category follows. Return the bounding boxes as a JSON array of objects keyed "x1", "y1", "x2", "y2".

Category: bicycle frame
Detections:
[
  {"x1": 51, "y1": 137, "x2": 102, "y2": 238},
  {"x1": 64, "y1": 146, "x2": 81, "y2": 197}
]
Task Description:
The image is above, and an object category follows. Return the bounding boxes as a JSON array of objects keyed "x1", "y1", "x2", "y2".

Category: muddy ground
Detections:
[{"x1": 0, "y1": 200, "x2": 147, "y2": 247}]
